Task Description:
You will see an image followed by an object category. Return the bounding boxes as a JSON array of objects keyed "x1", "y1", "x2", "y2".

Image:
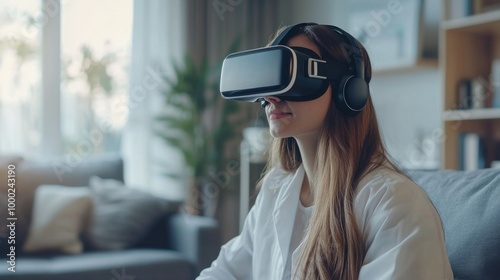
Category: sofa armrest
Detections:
[{"x1": 166, "y1": 213, "x2": 221, "y2": 275}]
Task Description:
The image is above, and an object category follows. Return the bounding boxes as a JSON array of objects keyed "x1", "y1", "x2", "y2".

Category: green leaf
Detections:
[{"x1": 154, "y1": 37, "x2": 244, "y2": 184}]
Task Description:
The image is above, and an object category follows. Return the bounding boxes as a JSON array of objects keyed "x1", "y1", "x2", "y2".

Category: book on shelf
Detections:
[
  {"x1": 457, "y1": 79, "x2": 472, "y2": 109},
  {"x1": 456, "y1": 77, "x2": 488, "y2": 110},
  {"x1": 459, "y1": 133, "x2": 485, "y2": 171}
]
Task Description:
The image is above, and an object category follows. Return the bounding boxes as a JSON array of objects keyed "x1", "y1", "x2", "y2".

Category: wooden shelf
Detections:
[
  {"x1": 442, "y1": 9, "x2": 500, "y2": 33},
  {"x1": 441, "y1": 2, "x2": 500, "y2": 170},
  {"x1": 443, "y1": 108, "x2": 500, "y2": 121}
]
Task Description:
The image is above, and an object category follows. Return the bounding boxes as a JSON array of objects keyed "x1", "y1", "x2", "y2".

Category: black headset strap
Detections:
[
  {"x1": 270, "y1": 22, "x2": 318, "y2": 46},
  {"x1": 272, "y1": 23, "x2": 365, "y2": 81},
  {"x1": 327, "y1": 25, "x2": 365, "y2": 80}
]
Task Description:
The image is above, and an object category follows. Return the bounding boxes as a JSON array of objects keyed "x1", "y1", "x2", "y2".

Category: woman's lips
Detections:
[{"x1": 268, "y1": 110, "x2": 292, "y2": 120}]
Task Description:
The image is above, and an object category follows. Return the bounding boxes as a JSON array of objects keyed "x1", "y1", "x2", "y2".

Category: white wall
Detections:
[
  {"x1": 371, "y1": 69, "x2": 442, "y2": 169},
  {"x1": 278, "y1": 0, "x2": 344, "y2": 25}
]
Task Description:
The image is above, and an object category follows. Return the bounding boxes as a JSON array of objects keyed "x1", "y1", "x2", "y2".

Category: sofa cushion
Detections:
[
  {"x1": 408, "y1": 168, "x2": 500, "y2": 280},
  {"x1": 23, "y1": 185, "x2": 92, "y2": 254},
  {"x1": 5, "y1": 154, "x2": 123, "y2": 250},
  {"x1": 84, "y1": 176, "x2": 181, "y2": 250},
  {"x1": 0, "y1": 249, "x2": 192, "y2": 280}
]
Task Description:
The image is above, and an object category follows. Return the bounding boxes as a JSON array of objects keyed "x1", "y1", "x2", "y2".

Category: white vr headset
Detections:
[{"x1": 219, "y1": 22, "x2": 369, "y2": 116}]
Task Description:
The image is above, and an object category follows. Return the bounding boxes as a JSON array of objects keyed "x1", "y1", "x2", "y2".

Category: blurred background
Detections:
[{"x1": 1, "y1": 0, "x2": 500, "y2": 279}]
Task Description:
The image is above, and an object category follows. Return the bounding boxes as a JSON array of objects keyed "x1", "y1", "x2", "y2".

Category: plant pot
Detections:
[{"x1": 183, "y1": 177, "x2": 220, "y2": 217}]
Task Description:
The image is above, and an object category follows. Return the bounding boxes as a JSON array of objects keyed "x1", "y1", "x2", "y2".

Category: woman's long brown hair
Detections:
[{"x1": 264, "y1": 24, "x2": 395, "y2": 279}]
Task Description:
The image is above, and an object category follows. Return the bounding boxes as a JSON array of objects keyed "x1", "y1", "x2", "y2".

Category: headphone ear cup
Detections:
[{"x1": 335, "y1": 75, "x2": 369, "y2": 116}]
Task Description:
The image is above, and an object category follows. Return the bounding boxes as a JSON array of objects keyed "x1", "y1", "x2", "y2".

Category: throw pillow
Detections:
[
  {"x1": 22, "y1": 185, "x2": 92, "y2": 254},
  {"x1": 84, "y1": 176, "x2": 180, "y2": 250}
]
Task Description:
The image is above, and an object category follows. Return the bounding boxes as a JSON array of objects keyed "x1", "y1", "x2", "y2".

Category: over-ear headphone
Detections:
[{"x1": 263, "y1": 22, "x2": 369, "y2": 116}]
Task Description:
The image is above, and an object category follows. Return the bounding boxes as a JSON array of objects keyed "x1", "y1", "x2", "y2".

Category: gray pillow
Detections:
[
  {"x1": 84, "y1": 176, "x2": 180, "y2": 250},
  {"x1": 408, "y1": 168, "x2": 500, "y2": 280}
]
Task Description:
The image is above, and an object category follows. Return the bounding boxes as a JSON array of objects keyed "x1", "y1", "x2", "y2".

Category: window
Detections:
[
  {"x1": 0, "y1": 0, "x2": 132, "y2": 156},
  {"x1": 0, "y1": 1, "x2": 42, "y2": 154},
  {"x1": 61, "y1": 0, "x2": 132, "y2": 154}
]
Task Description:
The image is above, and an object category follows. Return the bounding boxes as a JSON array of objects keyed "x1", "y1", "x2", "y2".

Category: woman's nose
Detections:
[{"x1": 263, "y1": 96, "x2": 282, "y2": 104}]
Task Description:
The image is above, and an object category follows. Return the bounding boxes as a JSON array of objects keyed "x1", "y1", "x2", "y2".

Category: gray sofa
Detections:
[
  {"x1": 408, "y1": 168, "x2": 500, "y2": 280},
  {"x1": 0, "y1": 154, "x2": 220, "y2": 280}
]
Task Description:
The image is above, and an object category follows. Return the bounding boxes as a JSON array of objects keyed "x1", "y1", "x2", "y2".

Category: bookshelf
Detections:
[
  {"x1": 443, "y1": 108, "x2": 500, "y2": 121},
  {"x1": 442, "y1": 1, "x2": 500, "y2": 169}
]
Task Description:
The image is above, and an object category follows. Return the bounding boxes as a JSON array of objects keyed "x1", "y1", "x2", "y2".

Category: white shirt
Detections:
[
  {"x1": 197, "y1": 164, "x2": 453, "y2": 280},
  {"x1": 283, "y1": 201, "x2": 313, "y2": 280}
]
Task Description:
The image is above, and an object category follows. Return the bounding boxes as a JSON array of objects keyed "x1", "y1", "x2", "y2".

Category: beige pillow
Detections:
[{"x1": 23, "y1": 185, "x2": 92, "y2": 254}]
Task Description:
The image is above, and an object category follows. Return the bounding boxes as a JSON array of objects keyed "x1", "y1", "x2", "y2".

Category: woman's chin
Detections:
[{"x1": 269, "y1": 129, "x2": 290, "y2": 139}]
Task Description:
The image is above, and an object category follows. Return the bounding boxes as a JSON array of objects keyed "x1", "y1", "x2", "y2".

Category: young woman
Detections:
[{"x1": 197, "y1": 23, "x2": 453, "y2": 280}]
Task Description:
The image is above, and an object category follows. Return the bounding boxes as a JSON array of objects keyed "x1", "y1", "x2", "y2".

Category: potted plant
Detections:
[{"x1": 154, "y1": 48, "x2": 243, "y2": 216}]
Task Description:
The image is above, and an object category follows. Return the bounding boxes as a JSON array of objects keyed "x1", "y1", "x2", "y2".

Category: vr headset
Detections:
[{"x1": 220, "y1": 23, "x2": 369, "y2": 116}]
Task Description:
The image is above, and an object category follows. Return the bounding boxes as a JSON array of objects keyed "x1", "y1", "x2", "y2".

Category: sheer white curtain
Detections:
[
  {"x1": 124, "y1": 0, "x2": 282, "y2": 205},
  {"x1": 122, "y1": 0, "x2": 186, "y2": 199}
]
